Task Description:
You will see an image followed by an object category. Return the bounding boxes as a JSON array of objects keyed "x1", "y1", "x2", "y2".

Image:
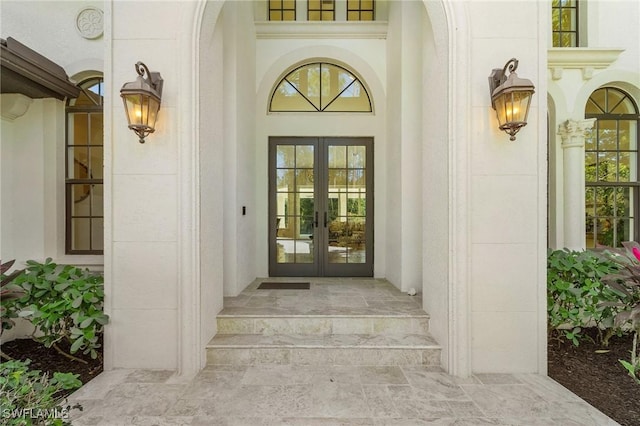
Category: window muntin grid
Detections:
[
  {"x1": 585, "y1": 87, "x2": 640, "y2": 248},
  {"x1": 270, "y1": 62, "x2": 372, "y2": 113},
  {"x1": 269, "y1": 0, "x2": 296, "y2": 21},
  {"x1": 65, "y1": 77, "x2": 104, "y2": 254},
  {"x1": 347, "y1": 0, "x2": 374, "y2": 21},
  {"x1": 552, "y1": 0, "x2": 579, "y2": 47},
  {"x1": 308, "y1": 0, "x2": 335, "y2": 21}
]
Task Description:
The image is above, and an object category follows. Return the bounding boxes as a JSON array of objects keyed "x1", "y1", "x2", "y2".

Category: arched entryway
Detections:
[{"x1": 178, "y1": 0, "x2": 470, "y2": 378}]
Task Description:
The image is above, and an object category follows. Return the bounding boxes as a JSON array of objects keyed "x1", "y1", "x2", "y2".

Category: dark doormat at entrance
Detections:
[{"x1": 258, "y1": 282, "x2": 310, "y2": 290}]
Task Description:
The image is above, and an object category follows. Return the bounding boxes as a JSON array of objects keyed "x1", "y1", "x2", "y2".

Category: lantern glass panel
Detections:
[
  {"x1": 147, "y1": 97, "x2": 160, "y2": 129},
  {"x1": 141, "y1": 97, "x2": 150, "y2": 126},
  {"x1": 512, "y1": 91, "x2": 533, "y2": 123},
  {"x1": 124, "y1": 95, "x2": 143, "y2": 126},
  {"x1": 494, "y1": 94, "x2": 508, "y2": 127},
  {"x1": 493, "y1": 90, "x2": 533, "y2": 127}
]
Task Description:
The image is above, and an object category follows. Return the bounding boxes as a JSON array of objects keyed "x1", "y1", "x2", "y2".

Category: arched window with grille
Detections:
[
  {"x1": 65, "y1": 76, "x2": 104, "y2": 254},
  {"x1": 270, "y1": 62, "x2": 372, "y2": 113},
  {"x1": 585, "y1": 87, "x2": 640, "y2": 247}
]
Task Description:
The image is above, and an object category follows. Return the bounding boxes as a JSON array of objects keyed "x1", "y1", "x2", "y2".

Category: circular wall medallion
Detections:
[{"x1": 76, "y1": 7, "x2": 104, "y2": 39}]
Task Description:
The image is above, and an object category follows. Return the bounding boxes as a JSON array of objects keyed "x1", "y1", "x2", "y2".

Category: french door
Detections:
[{"x1": 269, "y1": 137, "x2": 373, "y2": 276}]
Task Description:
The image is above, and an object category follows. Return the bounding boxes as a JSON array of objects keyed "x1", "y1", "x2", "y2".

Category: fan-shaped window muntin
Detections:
[{"x1": 270, "y1": 63, "x2": 372, "y2": 113}]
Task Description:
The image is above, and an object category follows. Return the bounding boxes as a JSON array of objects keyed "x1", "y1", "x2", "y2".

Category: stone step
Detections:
[
  {"x1": 216, "y1": 315, "x2": 430, "y2": 336},
  {"x1": 205, "y1": 333, "x2": 441, "y2": 366},
  {"x1": 211, "y1": 279, "x2": 440, "y2": 368}
]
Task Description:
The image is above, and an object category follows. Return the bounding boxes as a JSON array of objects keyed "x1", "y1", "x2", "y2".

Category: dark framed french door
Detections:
[{"x1": 269, "y1": 137, "x2": 374, "y2": 277}]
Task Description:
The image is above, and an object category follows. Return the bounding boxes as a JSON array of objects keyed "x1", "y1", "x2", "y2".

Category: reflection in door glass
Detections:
[
  {"x1": 348, "y1": 145, "x2": 366, "y2": 168},
  {"x1": 296, "y1": 145, "x2": 314, "y2": 167},
  {"x1": 328, "y1": 145, "x2": 347, "y2": 168},
  {"x1": 276, "y1": 144, "x2": 315, "y2": 264},
  {"x1": 327, "y1": 144, "x2": 366, "y2": 264},
  {"x1": 276, "y1": 145, "x2": 295, "y2": 167}
]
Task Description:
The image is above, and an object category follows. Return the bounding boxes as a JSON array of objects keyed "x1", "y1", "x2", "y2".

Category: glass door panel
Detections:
[
  {"x1": 324, "y1": 139, "x2": 372, "y2": 276},
  {"x1": 272, "y1": 140, "x2": 317, "y2": 275},
  {"x1": 269, "y1": 137, "x2": 373, "y2": 276}
]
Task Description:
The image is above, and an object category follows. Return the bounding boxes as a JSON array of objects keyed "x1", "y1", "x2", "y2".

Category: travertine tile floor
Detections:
[
  {"x1": 68, "y1": 367, "x2": 619, "y2": 425},
  {"x1": 68, "y1": 279, "x2": 619, "y2": 425},
  {"x1": 219, "y1": 278, "x2": 429, "y2": 316}
]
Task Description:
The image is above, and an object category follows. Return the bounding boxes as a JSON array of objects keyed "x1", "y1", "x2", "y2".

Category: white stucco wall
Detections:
[
  {"x1": 1, "y1": 100, "x2": 47, "y2": 262},
  {"x1": 0, "y1": 1, "x2": 104, "y2": 76},
  {"x1": 588, "y1": 0, "x2": 640, "y2": 69},
  {"x1": 385, "y1": 1, "x2": 424, "y2": 293},
  {"x1": 221, "y1": 1, "x2": 258, "y2": 296},
  {"x1": 0, "y1": 106, "x2": 45, "y2": 336}
]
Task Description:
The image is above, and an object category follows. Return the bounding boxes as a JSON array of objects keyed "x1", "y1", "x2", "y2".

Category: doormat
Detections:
[{"x1": 258, "y1": 282, "x2": 310, "y2": 290}]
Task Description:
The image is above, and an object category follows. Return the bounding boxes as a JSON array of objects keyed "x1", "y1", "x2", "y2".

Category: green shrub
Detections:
[
  {"x1": 1, "y1": 260, "x2": 26, "y2": 333},
  {"x1": 0, "y1": 359, "x2": 81, "y2": 426},
  {"x1": 547, "y1": 248, "x2": 623, "y2": 345},
  {"x1": 597, "y1": 241, "x2": 640, "y2": 384},
  {"x1": 6, "y1": 259, "x2": 108, "y2": 360}
]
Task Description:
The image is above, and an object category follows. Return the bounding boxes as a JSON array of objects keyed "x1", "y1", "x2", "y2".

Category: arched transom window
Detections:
[
  {"x1": 270, "y1": 62, "x2": 372, "y2": 113},
  {"x1": 585, "y1": 87, "x2": 640, "y2": 247}
]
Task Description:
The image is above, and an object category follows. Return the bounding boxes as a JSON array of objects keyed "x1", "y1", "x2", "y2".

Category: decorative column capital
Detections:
[{"x1": 558, "y1": 118, "x2": 597, "y2": 149}]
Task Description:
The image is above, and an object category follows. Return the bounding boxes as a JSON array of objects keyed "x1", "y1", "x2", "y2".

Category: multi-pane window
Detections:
[
  {"x1": 269, "y1": 0, "x2": 296, "y2": 21},
  {"x1": 552, "y1": 0, "x2": 578, "y2": 47},
  {"x1": 585, "y1": 87, "x2": 640, "y2": 248},
  {"x1": 267, "y1": 0, "x2": 376, "y2": 22},
  {"x1": 308, "y1": 0, "x2": 335, "y2": 21},
  {"x1": 347, "y1": 0, "x2": 374, "y2": 21},
  {"x1": 65, "y1": 77, "x2": 104, "y2": 254},
  {"x1": 270, "y1": 62, "x2": 372, "y2": 112}
]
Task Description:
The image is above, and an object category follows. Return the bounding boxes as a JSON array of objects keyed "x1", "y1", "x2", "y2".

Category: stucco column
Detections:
[{"x1": 558, "y1": 118, "x2": 596, "y2": 250}]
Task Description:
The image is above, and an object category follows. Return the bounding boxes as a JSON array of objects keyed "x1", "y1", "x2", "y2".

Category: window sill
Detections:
[{"x1": 53, "y1": 254, "x2": 104, "y2": 272}]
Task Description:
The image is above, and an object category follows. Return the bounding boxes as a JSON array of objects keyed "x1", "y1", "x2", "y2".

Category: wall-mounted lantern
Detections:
[
  {"x1": 120, "y1": 61, "x2": 163, "y2": 144},
  {"x1": 488, "y1": 58, "x2": 535, "y2": 141}
]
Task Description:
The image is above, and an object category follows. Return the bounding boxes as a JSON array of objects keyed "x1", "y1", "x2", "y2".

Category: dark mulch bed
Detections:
[
  {"x1": 548, "y1": 328, "x2": 640, "y2": 426},
  {"x1": 2, "y1": 338, "x2": 103, "y2": 385}
]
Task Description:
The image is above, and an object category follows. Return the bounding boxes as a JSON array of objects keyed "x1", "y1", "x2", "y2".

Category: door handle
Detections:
[
  {"x1": 314, "y1": 212, "x2": 319, "y2": 228},
  {"x1": 324, "y1": 212, "x2": 328, "y2": 228}
]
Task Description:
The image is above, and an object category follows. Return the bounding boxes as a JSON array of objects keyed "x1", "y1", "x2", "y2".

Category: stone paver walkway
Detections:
[{"x1": 68, "y1": 367, "x2": 619, "y2": 425}]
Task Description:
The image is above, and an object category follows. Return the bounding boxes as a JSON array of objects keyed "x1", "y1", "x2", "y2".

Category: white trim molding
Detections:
[
  {"x1": 548, "y1": 48, "x2": 625, "y2": 80},
  {"x1": 443, "y1": 0, "x2": 472, "y2": 378},
  {"x1": 255, "y1": 21, "x2": 388, "y2": 39}
]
